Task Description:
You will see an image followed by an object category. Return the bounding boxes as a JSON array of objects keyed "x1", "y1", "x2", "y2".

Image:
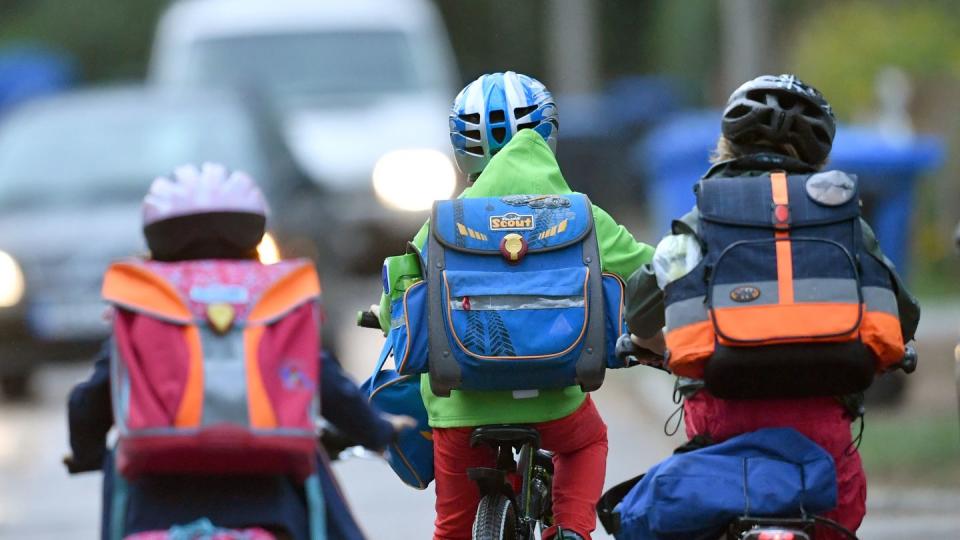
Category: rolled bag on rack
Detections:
[{"x1": 597, "y1": 428, "x2": 838, "y2": 540}]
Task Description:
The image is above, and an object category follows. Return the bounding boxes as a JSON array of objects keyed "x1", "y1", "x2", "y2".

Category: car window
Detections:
[
  {"x1": 0, "y1": 97, "x2": 267, "y2": 208},
  {"x1": 185, "y1": 31, "x2": 421, "y2": 107}
]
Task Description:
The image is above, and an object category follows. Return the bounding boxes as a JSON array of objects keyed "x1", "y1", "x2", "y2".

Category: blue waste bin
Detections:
[
  {"x1": 635, "y1": 111, "x2": 944, "y2": 277},
  {"x1": 0, "y1": 44, "x2": 76, "y2": 116}
]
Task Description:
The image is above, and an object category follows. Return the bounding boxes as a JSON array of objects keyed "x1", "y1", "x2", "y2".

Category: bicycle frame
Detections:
[{"x1": 468, "y1": 426, "x2": 554, "y2": 539}]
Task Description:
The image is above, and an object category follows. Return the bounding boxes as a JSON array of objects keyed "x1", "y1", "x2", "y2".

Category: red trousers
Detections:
[
  {"x1": 432, "y1": 397, "x2": 608, "y2": 540},
  {"x1": 684, "y1": 392, "x2": 867, "y2": 540}
]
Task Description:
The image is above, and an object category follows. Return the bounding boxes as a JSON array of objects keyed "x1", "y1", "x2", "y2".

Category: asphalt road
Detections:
[{"x1": 1, "y1": 277, "x2": 957, "y2": 539}]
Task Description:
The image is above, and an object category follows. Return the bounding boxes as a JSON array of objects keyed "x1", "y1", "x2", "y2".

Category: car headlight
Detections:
[
  {"x1": 0, "y1": 251, "x2": 25, "y2": 308},
  {"x1": 257, "y1": 233, "x2": 281, "y2": 265},
  {"x1": 372, "y1": 149, "x2": 457, "y2": 212}
]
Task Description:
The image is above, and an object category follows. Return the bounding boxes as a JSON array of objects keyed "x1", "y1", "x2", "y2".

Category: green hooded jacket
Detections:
[{"x1": 382, "y1": 129, "x2": 654, "y2": 427}]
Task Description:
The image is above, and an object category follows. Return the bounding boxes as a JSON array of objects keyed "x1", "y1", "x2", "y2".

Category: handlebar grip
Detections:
[
  {"x1": 357, "y1": 310, "x2": 381, "y2": 329},
  {"x1": 898, "y1": 345, "x2": 918, "y2": 374},
  {"x1": 615, "y1": 333, "x2": 666, "y2": 371}
]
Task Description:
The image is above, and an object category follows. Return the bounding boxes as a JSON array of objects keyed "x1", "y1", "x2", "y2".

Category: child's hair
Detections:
[
  {"x1": 709, "y1": 135, "x2": 827, "y2": 171},
  {"x1": 142, "y1": 163, "x2": 269, "y2": 262}
]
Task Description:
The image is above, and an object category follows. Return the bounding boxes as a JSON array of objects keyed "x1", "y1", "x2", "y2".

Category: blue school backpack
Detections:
[
  {"x1": 422, "y1": 194, "x2": 628, "y2": 396},
  {"x1": 597, "y1": 428, "x2": 838, "y2": 540}
]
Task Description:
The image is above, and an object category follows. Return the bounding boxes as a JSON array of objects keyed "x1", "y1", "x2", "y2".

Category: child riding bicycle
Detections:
[
  {"x1": 67, "y1": 163, "x2": 413, "y2": 540},
  {"x1": 624, "y1": 74, "x2": 921, "y2": 539},
  {"x1": 374, "y1": 71, "x2": 656, "y2": 540}
]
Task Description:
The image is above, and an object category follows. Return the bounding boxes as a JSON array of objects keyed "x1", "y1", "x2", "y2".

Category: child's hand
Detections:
[
  {"x1": 631, "y1": 331, "x2": 666, "y2": 356},
  {"x1": 383, "y1": 413, "x2": 417, "y2": 434}
]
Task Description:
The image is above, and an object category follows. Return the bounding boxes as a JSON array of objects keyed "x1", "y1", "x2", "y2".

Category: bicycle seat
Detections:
[{"x1": 470, "y1": 425, "x2": 541, "y2": 450}]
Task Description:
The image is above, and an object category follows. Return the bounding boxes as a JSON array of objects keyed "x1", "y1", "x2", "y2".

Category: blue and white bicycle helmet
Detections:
[{"x1": 449, "y1": 71, "x2": 559, "y2": 179}]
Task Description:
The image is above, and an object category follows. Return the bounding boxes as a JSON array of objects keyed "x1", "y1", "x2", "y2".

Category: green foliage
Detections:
[
  {"x1": 788, "y1": 0, "x2": 960, "y2": 119},
  {"x1": 858, "y1": 410, "x2": 960, "y2": 485},
  {"x1": 0, "y1": 0, "x2": 169, "y2": 82}
]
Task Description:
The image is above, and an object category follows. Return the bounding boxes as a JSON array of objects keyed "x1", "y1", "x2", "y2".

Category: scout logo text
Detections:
[{"x1": 490, "y1": 212, "x2": 535, "y2": 231}]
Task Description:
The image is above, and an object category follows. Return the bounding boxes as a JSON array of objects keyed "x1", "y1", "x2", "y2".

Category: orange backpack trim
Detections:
[
  {"x1": 664, "y1": 318, "x2": 714, "y2": 379},
  {"x1": 173, "y1": 325, "x2": 204, "y2": 428},
  {"x1": 713, "y1": 303, "x2": 861, "y2": 345},
  {"x1": 862, "y1": 310, "x2": 905, "y2": 370},
  {"x1": 248, "y1": 263, "x2": 322, "y2": 325},
  {"x1": 244, "y1": 325, "x2": 279, "y2": 429},
  {"x1": 102, "y1": 262, "x2": 192, "y2": 323}
]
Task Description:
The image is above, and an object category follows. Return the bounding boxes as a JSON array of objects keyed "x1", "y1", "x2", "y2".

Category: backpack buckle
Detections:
[
  {"x1": 772, "y1": 203, "x2": 790, "y2": 229},
  {"x1": 500, "y1": 233, "x2": 528, "y2": 263},
  {"x1": 207, "y1": 303, "x2": 236, "y2": 334}
]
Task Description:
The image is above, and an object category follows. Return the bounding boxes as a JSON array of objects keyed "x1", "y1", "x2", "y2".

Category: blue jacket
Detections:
[{"x1": 68, "y1": 344, "x2": 394, "y2": 540}]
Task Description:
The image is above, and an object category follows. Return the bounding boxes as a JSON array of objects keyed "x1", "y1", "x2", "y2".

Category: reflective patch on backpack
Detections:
[{"x1": 805, "y1": 171, "x2": 856, "y2": 206}]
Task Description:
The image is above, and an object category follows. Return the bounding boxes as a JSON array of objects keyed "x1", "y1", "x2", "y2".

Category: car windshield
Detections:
[
  {"x1": 0, "y1": 94, "x2": 265, "y2": 208},
  {"x1": 186, "y1": 31, "x2": 422, "y2": 108}
]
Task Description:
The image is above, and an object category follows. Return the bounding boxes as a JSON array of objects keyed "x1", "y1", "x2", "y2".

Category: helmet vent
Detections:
[
  {"x1": 725, "y1": 104, "x2": 752, "y2": 120},
  {"x1": 812, "y1": 125, "x2": 831, "y2": 144},
  {"x1": 491, "y1": 126, "x2": 507, "y2": 143},
  {"x1": 513, "y1": 105, "x2": 538, "y2": 118},
  {"x1": 463, "y1": 129, "x2": 481, "y2": 141},
  {"x1": 465, "y1": 146, "x2": 484, "y2": 156},
  {"x1": 757, "y1": 108, "x2": 774, "y2": 126},
  {"x1": 489, "y1": 109, "x2": 505, "y2": 123},
  {"x1": 745, "y1": 89, "x2": 767, "y2": 103},
  {"x1": 458, "y1": 113, "x2": 480, "y2": 124},
  {"x1": 516, "y1": 122, "x2": 538, "y2": 131}
]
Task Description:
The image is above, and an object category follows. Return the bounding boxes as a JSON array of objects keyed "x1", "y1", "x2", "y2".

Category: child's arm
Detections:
[
  {"x1": 591, "y1": 205, "x2": 655, "y2": 280},
  {"x1": 67, "y1": 341, "x2": 114, "y2": 471},
  {"x1": 320, "y1": 350, "x2": 396, "y2": 451},
  {"x1": 625, "y1": 210, "x2": 702, "y2": 340}
]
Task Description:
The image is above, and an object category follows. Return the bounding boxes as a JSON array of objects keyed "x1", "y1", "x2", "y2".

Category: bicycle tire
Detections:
[{"x1": 472, "y1": 494, "x2": 517, "y2": 540}]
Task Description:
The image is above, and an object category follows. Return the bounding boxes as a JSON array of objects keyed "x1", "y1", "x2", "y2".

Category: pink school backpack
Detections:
[{"x1": 102, "y1": 258, "x2": 322, "y2": 480}]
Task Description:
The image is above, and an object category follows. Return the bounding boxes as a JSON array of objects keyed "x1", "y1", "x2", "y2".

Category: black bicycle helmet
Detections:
[{"x1": 721, "y1": 74, "x2": 836, "y2": 165}]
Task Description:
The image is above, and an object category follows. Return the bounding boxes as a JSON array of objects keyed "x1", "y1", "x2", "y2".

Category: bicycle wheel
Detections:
[{"x1": 472, "y1": 494, "x2": 517, "y2": 540}]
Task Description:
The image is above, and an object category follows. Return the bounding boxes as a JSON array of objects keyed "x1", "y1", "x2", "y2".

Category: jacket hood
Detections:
[{"x1": 462, "y1": 129, "x2": 572, "y2": 197}]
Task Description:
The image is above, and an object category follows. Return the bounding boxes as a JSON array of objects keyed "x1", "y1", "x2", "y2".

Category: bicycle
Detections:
[
  {"x1": 468, "y1": 425, "x2": 559, "y2": 540},
  {"x1": 605, "y1": 334, "x2": 918, "y2": 540},
  {"x1": 357, "y1": 309, "x2": 567, "y2": 540}
]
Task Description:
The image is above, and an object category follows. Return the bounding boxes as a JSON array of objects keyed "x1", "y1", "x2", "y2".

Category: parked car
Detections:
[
  {"x1": 149, "y1": 0, "x2": 462, "y2": 266},
  {"x1": 0, "y1": 85, "x2": 308, "y2": 398}
]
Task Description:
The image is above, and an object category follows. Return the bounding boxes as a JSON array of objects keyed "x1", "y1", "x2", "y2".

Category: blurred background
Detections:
[{"x1": 0, "y1": 0, "x2": 957, "y2": 538}]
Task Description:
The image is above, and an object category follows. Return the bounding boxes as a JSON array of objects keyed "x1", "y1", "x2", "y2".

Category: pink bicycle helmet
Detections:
[{"x1": 142, "y1": 163, "x2": 269, "y2": 261}]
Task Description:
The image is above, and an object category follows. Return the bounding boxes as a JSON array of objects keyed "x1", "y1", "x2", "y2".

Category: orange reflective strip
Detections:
[
  {"x1": 770, "y1": 172, "x2": 794, "y2": 304},
  {"x1": 173, "y1": 325, "x2": 204, "y2": 428},
  {"x1": 244, "y1": 326, "x2": 278, "y2": 428},
  {"x1": 102, "y1": 262, "x2": 191, "y2": 322},
  {"x1": 713, "y1": 303, "x2": 860, "y2": 344},
  {"x1": 249, "y1": 263, "x2": 321, "y2": 324},
  {"x1": 775, "y1": 232, "x2": 794, "y2": 304},
  {"x1": 664, "y1": 320, "x2": 715, "y2": 379},
  {"x1": 770, "y1": 171, "x2": 789, "y2": 205}
]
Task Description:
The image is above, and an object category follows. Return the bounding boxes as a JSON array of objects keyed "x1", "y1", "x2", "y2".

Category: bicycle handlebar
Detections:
[
  {"x1": 615, "y1": 333, "x2": 667, "y2": 371},
  {"x1": 889, "y1": 344, "x2": 918, "y2": 374}
]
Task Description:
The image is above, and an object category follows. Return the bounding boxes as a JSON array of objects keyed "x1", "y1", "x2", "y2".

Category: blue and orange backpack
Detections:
[{"x1": 663, "y1": 170, "x2": 904, "y2": 398}]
